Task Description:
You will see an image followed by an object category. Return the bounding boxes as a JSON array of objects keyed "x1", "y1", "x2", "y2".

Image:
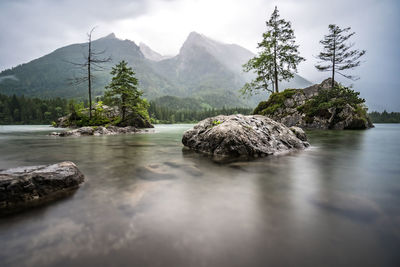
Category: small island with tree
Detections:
[
  {"x1": 52, "y1": 60, "x2": 153, "y2": 136},
  {"x1": 242, "y1": 7, "x2": 372, "y2": 130}
]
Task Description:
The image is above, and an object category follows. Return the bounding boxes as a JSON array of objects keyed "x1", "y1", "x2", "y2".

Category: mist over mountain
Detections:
[
  {"x1": 139, "y1": 42, "x2": 172, "y2": 62},
  {"x1": 0, "y1": 32, "x2": 311, "y2": 108}
]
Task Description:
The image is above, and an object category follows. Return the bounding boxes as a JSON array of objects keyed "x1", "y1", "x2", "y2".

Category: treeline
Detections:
[
  {"x1": 369, "y1": 111, "x2": 400, "y2": 123},
  {"x1": 0, "y1": 94, "x2": 68, "y2": 125},
  {"x1": 0, "y1": 93, "x2": 254, "y2": 125},
  {"x1": 148, "y1": 101, "x2": 253, "y2": 123}
]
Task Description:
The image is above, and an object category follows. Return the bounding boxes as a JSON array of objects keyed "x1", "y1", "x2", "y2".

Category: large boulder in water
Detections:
[
  {"x1": 182, "y1": 115, "x2": 309, "y2": 158},
  {"x1": 0, "y1": 161, "x2": 84, "y2": 214}
]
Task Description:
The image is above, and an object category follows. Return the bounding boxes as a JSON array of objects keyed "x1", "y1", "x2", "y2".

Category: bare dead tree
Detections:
[{"x1": 66, "y1": 27, "x2": 111, "y2": 119}]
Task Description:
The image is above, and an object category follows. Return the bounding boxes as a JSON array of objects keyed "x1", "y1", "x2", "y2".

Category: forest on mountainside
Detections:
[{"x1": 0, "y1": 93, "x2": 254, "y2": 125}]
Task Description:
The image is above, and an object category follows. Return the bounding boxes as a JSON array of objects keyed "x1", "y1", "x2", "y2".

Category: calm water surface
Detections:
[{"x1": 0, "y1": 124, "x2": 399, "y2": 267}]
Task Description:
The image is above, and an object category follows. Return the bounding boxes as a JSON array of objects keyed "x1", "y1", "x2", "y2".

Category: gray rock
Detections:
[
  {"x1": 281, "y1": 113, "x2": 303, "y2": 127},
  {"x1": 283, "y1": 98, "x2": 295, "y2": 108},
  {"x1": 290, "y1": 126, "x2": 307, "y2": 141},
  {"x1": 93, "y1": 126, "x2": 110, "y2": 135},
  {"x1": 117, "y1": 113, "x2": 154, "y2": 128},
  {"x1": 182, "y1": 115, "x2": 309, "y2": 158},
  {"x1": 258, "y1": 78, "x2": 374, "y2": 130},
  {"x1": 53, "y1": 104, "x2": 154, "y2": 129},
  {"x1": 54, "y1": 114, "x2": 71, "y2": 128},
  {"x1": 292, "y1": 92, "x2": 307, "y2": 106},
  {"x1": 50, "y1": 126, "x2": 149, "y2": 137},
  {"x1": 302, "y1": 83, "x2": 321, "y2": 99},
  {"x1": 0, "y1": 161, "x2": 84, "y2": 213}
]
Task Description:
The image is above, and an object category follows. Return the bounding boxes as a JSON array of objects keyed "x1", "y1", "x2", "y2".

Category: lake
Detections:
[{"x1": 0, "y1": 124, "x2": 399, "y2": 267}]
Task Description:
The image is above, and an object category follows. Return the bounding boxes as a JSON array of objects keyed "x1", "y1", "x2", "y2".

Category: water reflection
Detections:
[{"x1": 0, "y1": 124, "x2": 399, "y2": 266}]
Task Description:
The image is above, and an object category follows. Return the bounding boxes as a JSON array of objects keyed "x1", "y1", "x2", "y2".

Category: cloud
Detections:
[
  {"x1": 0, "y1": 0, "x2": 153, "y2": 70},
  {"x1": 0, "y1": 75, "x2": 19, "y2": 83}
]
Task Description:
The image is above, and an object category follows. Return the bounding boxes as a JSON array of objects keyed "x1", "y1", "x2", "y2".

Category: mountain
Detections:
[
  {"x1": 151, "y1": 32, "x2": 246, "y2": 107},
  {"x1": 0, "y1": 34, "x2": 176, "y2": 99},
  {"x1": 139, "y1": 42, "x2": 172, "y2": 62},
  {"x1": 178, "y1": 32, "x2": 254, "y2": 75},
  {"x1": 0, "y1": 32, "x2": 312, "y2": 108},
  {"x1": 150, "y1": 32, "x2": 311, "y2": 107}
]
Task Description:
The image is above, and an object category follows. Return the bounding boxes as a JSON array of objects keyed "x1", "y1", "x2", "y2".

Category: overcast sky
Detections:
[{"x1": 0, "y1": 0, "x2": 399, "y2": 110}]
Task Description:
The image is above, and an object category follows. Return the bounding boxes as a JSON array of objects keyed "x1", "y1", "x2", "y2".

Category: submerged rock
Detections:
[
  {"x1": 50, "y1": 126, "x2": 153, "y2": 137},
  {"x1": 182, "y1": 114, "x2": 309, "y2": 159},
  {"x1": 135, "y1": 164, "x2": 175, "y2": 180},
  {"x1": 0, "y1": 161, "x2": 84, "y2": 213},
  {"x1": 310, "y1": 192, "x2": 381, "y2": 222}
]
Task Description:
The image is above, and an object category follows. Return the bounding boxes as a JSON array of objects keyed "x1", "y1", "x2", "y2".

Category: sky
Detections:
[{"x1": 0, "y1": 0, "x2": 399, "y2": 110}]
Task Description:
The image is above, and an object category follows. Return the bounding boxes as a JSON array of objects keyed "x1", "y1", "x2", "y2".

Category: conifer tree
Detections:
[
  {"x1": 315, "y1": 24, "x2": 366, "y2": 87},
  {"x1": 105, "y1": 61, "x2": 143, "y2": 121},
  {"x1": 242, "y1": 6, "x2": 304, "y2": 95}
]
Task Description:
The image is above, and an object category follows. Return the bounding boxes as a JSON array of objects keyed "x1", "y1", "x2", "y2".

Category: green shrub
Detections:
[
  {"x1": 281, "y1": 89, "x2": 297, "y2": 98},
  {"x1": 297, "y1": 85, "x2": 366, "y2": 119},
  {"x1": 261, "y1": 103, "x2": 281, "y2": 115},
  {"x1": 253, "y1": 101, "x2": 268, "y2": 115},
  {"x1": 212, "y1": 120, "x2": 222, "y2": 126},
  {"x1": 253, "y1": 89, "x2": 299, "y2": 115},
  {"x1": 355, "y1": 105, "x2": 367, "y2": 118}
]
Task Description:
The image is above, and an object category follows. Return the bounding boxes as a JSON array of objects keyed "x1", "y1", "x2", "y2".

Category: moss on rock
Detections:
[
  {"x1": 253, "y1": 89, "x2": 298, "y2": 116},
  {"x1": 253, "y1": 79, "x2": 373, "y2": 130}
]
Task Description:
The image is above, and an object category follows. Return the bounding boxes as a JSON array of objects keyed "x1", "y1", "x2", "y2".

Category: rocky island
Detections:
[
  {"x1": 51, "y1": 60, "x2": 154, "y2": 137},
  {"x1": 50, "y1": 125, "x2": 153, "y2": 137},
  {"x1": 253, "y1": 79, "x2": 373, "y2": 130},
  {"x1": 0, "y1": 161, "x2": 84, "y2": 214},
  {"x1": 51, "y1": 102, "x2": 154, "y2": 137},
  {"x1": 182, "y1": 114, "x2": 309, "y2": 159}
]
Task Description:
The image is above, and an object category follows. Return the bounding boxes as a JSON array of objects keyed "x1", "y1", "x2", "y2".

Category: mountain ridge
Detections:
[
  {"x1": 139, "y1": 42, "x2": 172, "y2": 62},
  {"x1": 0, "y1": 32, "x2": 312, "y2": 108}
]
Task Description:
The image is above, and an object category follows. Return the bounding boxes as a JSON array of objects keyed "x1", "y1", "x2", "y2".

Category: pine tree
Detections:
[
  {"x1": 105, "y1": 61, "x2": 143, "y2": 121},
  {"x1": 315, "y1": 24, "x2": 366, "y2": 87},
  {"x1": 242, "y1": 6, "x2": 304, "y2": 96}
]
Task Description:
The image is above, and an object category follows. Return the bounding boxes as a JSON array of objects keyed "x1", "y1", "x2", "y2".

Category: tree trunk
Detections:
[
  {"x1": 274, "y1": 45, "x2": 279, "y2": 93},
  {"x1": 271, "y1": 79, "x2": 275, "y2": 94},
  {"x1": 122, "y1": 94, "x2": 126, "y2": 121},
  {"x1": 273, "y1": 16, "x2": 279, "y2": 93},
  {"x1": 88, "y1": 38, "x2": 92, "y2": 119},
  {"x1": 332, "y1": 37, "x2": 336, "y2": 88}
]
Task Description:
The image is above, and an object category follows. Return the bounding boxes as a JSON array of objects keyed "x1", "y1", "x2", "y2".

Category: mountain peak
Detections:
[
  {"x1": 185, "y1": 31, "x2": 207, "y2": 44},
  {"x1": 101, "y1": 33, "x2": 116, "y2": 39},
  {"x1": 179, "y1": 31, "x2": 256, "y2": 75},
  {"x1": 188, "y1": 31, "x2": 202, "y2": 38},
  {"x1": 180, "y1": 31, "x2": 209, "y2": 54}
]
